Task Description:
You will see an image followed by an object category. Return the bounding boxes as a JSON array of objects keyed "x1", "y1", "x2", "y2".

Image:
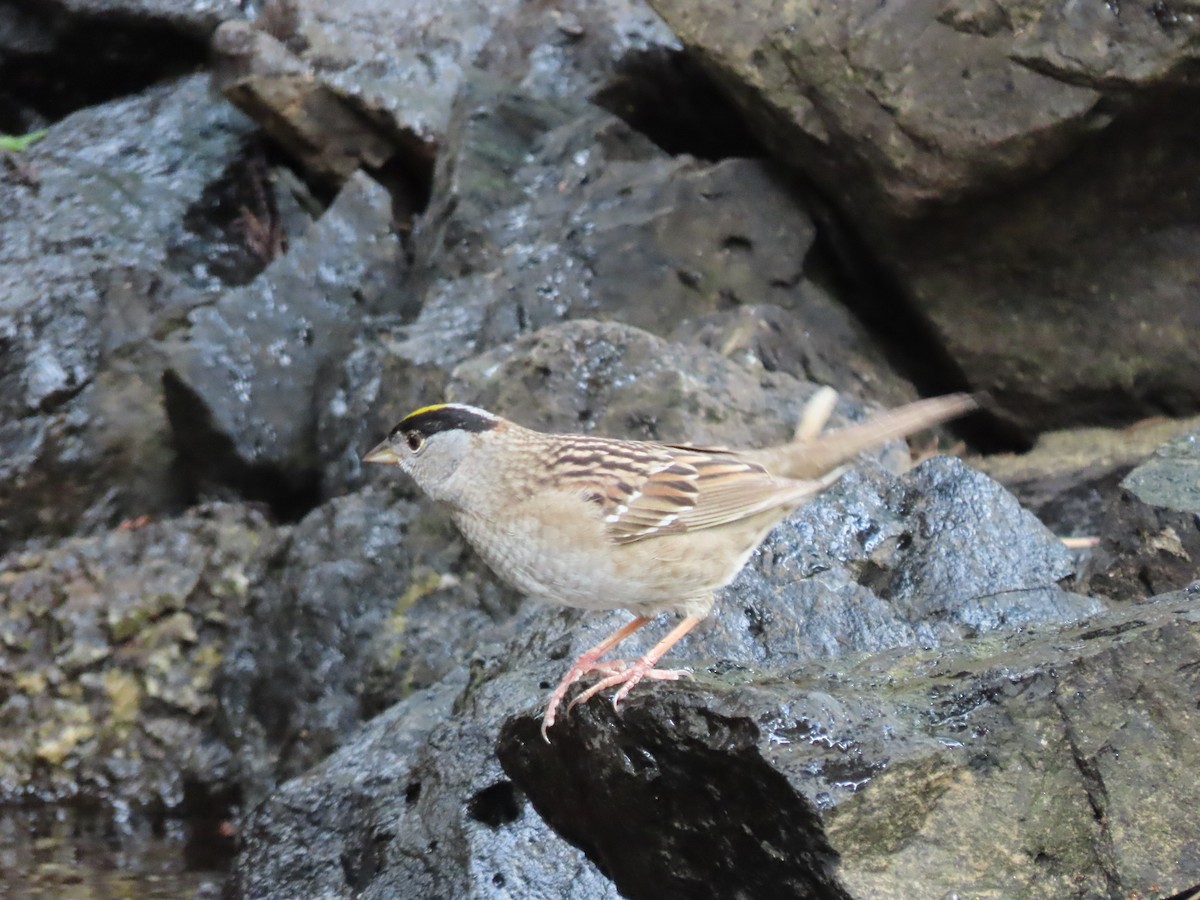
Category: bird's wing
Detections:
[{"x1": 548, "y1": 437, "x2": 830, "y2": 545}]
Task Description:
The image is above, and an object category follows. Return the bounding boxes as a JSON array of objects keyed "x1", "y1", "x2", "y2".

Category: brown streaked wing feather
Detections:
[
  {"x1": 546, "y1": 435, "x2": 823, "y2": 545},
  {"x1": 661, "y1": 451, "x2": 827, "y2": 535}
]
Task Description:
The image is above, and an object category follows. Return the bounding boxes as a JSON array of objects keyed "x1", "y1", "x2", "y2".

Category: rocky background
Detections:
[{"x1": 1, "y1": 0, "x2": 1199, "y2": 897}]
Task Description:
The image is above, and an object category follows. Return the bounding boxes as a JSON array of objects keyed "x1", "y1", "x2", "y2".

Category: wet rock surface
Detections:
[
  {"x1": 500, "y1": 592, "x2": 1200, "y2": 900},
  {"x1": 216, "y1": 485, "x2": 522, "y2": 803},
  {"x1": 210, "y1": 0, "x2": 677, "y2": 176},
  {"x1": 231, "y1": 673, "x2": 622, "y2": 900},
  {"x1": 163, "y1": 170, "x2": 404, "y2": 513},
  {"x1": 3, "y1": 0, "x2": 1200, "y2": 895},
  {"x1": 0, "y1": 75, "x2": 260, "y2": 550}
]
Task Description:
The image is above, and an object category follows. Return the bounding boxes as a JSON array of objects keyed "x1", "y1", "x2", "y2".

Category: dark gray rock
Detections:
[
  {"x1": 407, "y1": 75, "x2": 915, "y2": 406},
  {"x1": 212, "y1": 0, "x2": 677, "y2": 169},
  {"x1": 163, "y1": 172, "x2": 404, "y2": 509},
  {"x1": 1086, "y1": 428, "x2": 1200, "y2": 600},
  {"x1": 499, "y1": 592, "x2": 1200, "y2": 899},
  {"x1": 410, "y1": 72, "x2": 664, "y2": 281},
  {"x1": 415, "y1": 91, "x2": 822, "y2": 349},
  {"x1": 0, "y1": 75, "x2": 259, "y2": 550},
  {"x1": 232, "y1": 674, "x2": 621, "y2": 900},
  {"x1": 217, "y1": 485, "x2": 523, "y2": 800}
]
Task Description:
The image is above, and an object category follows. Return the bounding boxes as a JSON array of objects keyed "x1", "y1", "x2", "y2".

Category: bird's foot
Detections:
[
  {"x1": 540, "y1": 658, "x2": 631, "y2": 741},
  {"x1": 567, "y1": 660, "x2": 694, "y2": 715}
]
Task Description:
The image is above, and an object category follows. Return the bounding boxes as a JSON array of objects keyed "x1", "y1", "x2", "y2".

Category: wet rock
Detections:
[
  {"x1": 650, "y1": 1, "x2": 1200, "y2": 434},
  {"x1": 1086, "y1": 428, "x2": 1200, "y2": 600},
  {"x1": 409, "y1": 72, "x2": 662, "y2": 280},
  {"x1": 0, "y1": 503, "x2": 270, "y2": 812},
  {"x1": 650, "y1": 0, "x2": 1196, "y2": 221},
  {"x1": 232, "y1": 674, "x2": 621, "y2": 899},
  {"x1": 211, "y1": 22, "x2": 398, "y2": 185},
  {"x1": 412, "y1": 77, "x2": 829, "y2": 352},
  {"x1": 162, "y1": 171, "x2": 404, "y2": 515},
  {"x1": 211, "y1": 0, "x2": 677, "y2": 183},
  {"x1": 0, "y1": 75, "x2": 260, "y2": 550},
  {"x1": 499, "y1": 592, "x2": 1200, "y2": 899},
  {"x1": 216, "y1": 485, "x2": 522, "y2": 800}
]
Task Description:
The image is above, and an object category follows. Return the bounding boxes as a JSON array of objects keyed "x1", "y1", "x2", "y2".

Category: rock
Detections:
[
  {"x1": 231, "y1": 673, "x2": 621, "y2": 899},
  {"x1": 216, "y1": 485, "x2": 522, "y2": 800},
  {"x1": 211, "y1": 0, "x2": 678, "y2": 184},
  {"x1": 410, "y1": 74, "x2": 914, "y2": 407},
  {"x1": 648, "y1": 0, "x2": 1102, "y2": 221},
  {"x1": 650, "y1": 0, "x2": 1200, "y2": 435},
  {"x1": 162, "y1": 171, "x2": 404, "y2": 515},
  {"x1": 893, "y1": 100, "x2": 1200, "y2": 437},
  {"x1": 211, "y1": 22, "x2": 399, "y2": 185},
  {"x1": 670, "y1": 297, "x2": 918, "y2": 409},
  {"x1": 0, "y1": 75, "x2": 261, "y2": 550},
  {"x1": 0, "y1": 503, "x2": 270, "y2": 813},
  {"x1": 498, "y1": 592, "x2": 1200, "y2": 899},
  {"x1": 971, "y1": 415, "x2": 1200, "y2": 537},
  {"x1": 1086, "y1": 428, "x2": 1200, "y2": 600},
  {"x1": 448, "y1": 319, "x2": 835, "y2": 446},
  {"x1": 410, "y1": 81, "x2": 814, "y2": 342}
]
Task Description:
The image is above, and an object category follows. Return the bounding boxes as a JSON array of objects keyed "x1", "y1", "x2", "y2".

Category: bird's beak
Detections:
[{"x1": 363, "y1": 440, "x2": 400, "y2": 465}]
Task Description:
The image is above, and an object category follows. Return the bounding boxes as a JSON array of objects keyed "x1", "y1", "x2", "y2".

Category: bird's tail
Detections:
[{"x1": 747, "y1": 391, "x2": 980, "y2": 480}]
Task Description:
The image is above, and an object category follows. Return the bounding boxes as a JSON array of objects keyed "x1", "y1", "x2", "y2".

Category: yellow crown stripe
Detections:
[{"x1": 402, "y1": 403, "x2": 449, "y2": 421}]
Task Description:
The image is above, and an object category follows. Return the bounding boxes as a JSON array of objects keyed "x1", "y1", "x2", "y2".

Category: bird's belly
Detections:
[{"x1": 451, "y1": 508, "x2": 761, "y2": 613}]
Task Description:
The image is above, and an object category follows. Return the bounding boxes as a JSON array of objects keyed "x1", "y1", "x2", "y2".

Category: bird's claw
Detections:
[
  {"x1": 540, "y1": 659, "x2": 631, "y2": 742},
  {"x1": 567, "y1": 663, "x2": 694, "y2": 715}
]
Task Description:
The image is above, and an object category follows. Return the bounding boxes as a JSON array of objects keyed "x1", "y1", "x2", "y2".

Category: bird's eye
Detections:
[{"x1": 405, "y1": 431, "x2": 425, "y2": 452}]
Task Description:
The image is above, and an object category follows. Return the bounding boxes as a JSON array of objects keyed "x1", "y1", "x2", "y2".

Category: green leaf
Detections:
[{"x1": 0, "y1": 130, "x2": 48, "y2": 152}]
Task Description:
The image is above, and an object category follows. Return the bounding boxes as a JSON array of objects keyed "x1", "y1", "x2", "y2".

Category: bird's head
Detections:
[{"x1": 363, "y1": 403, "x2": 501, "y2": 498}]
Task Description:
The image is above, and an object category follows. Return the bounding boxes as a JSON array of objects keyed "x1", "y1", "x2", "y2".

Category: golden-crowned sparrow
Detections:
[{"x1": 364, "y1": 390, "x2": 977, "y2": 739}]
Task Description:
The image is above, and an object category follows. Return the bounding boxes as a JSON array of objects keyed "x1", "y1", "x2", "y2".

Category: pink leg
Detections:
[
  {"x1": 541, "y1": 615, "x2": 652, "y2": 741},
  {"x1": 567, "y1": 614, "x2": 704, "y2": 715}
]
